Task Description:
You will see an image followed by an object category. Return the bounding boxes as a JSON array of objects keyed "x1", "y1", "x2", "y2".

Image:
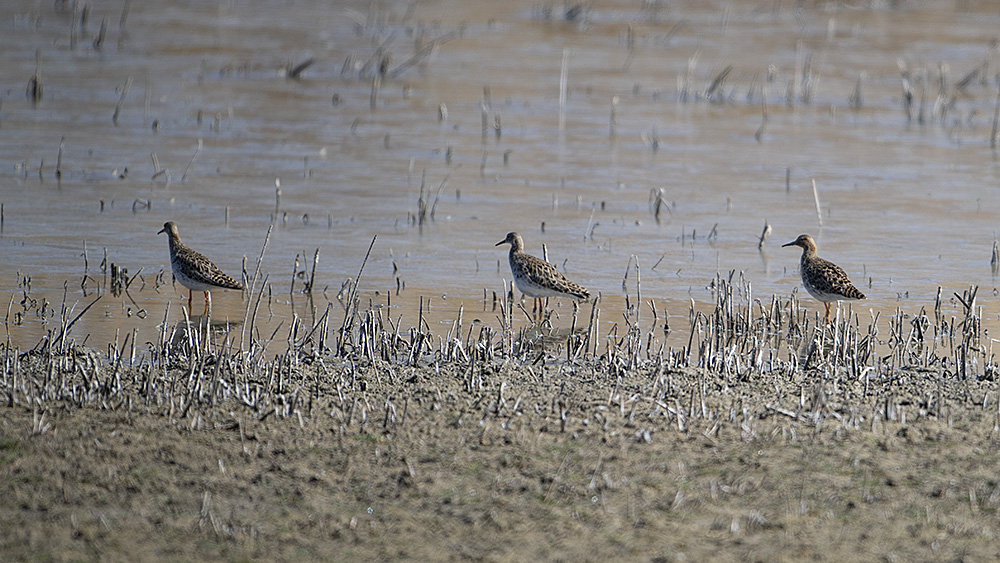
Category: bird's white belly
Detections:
[
  {"x1": 514, "y1": 277, "x2": 566, "y2": 298},
  {"x1": 800, "y1": 271, "x2": 856, "y2": 303},
  {"x1": 172, "y1": 261, "x2": 214, "y2": 292}
]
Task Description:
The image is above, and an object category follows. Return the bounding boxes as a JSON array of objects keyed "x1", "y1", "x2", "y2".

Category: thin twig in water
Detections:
[
  {"x1": 288, "y1": 58, "x2": 315, "y2": 79},
  {"x1": 704, "y1": 65, "x2": 732, "y2": 101},
  {"x1": 811, "y1": 179, "x2": 823, "y2": 227},
  {"x1": 990, "y1": 87, "x2": 1000, "y2": 150},
  {"x1": 992, "y1": 239, "x2": 999, "y2": 276},
  {"x1": 758, "y1": 220, "x2": 771, "y2": 249},
  {"x1": 754, "y1": 95, "x2": 767, "y2": 143},
  {"x1": 181, "y1": 139, "x2": 202, "y2": 183},
  {"x1": 430, "y1": 174, "x2": 450, "y2": 221},
  {"x1": 56, "y1": 136, "x2": 65, "y2": 180},
  {"x1": 849, "y1": 73, "x2": 863, "y2": 110},
  {"x1": 559, "y1": 49, "x2": 569, "y2": 131},
  {"x1": 113, "y1": 76, "x2": 133, "y2": 126},
  {"x1": 93, "y1": 18, "x2": 107, "y2": 51},
  {"x1": 388, "y1": 32, "x2": 458, "y2": 79},
  {"x1": 27, "y1": 50, "x2": 42, "y2": 104}
]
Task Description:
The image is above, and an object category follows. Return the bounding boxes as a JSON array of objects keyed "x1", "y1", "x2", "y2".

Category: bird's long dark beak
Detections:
[
  {"x1": 495, "y1": 240, "x2": 505, "y2": 246},
  {"x1": 157, "y1": 226, "x2": 167, "y2": 235},
  {"x1": 781, "y1": 241, "x2": 795, "y2": 247}
]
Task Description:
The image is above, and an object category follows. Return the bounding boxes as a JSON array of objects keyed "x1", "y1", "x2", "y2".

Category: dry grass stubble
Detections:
[{"x1": 3, "y1": 353, "x2": 1000, "y2": 561}]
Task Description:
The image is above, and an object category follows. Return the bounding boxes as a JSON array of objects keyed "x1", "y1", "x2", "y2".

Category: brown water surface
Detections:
[{"x1": 3, "y1": 0, "x2": 1000, "y2": 350}]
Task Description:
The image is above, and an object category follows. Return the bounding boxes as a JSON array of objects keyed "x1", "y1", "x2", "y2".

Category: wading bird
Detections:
[
  {"x1": 782, "y1": 233, "x2": 865, "y2": 324},
  {"x1": 158, "y1": 221, "x2": 243, "y2": 311},
  {"x1": 496, "y1": 231, "x2": 590, "y2": 319}
]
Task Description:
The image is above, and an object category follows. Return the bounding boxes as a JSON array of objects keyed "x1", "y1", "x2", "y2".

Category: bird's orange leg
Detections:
[
  {"x1": 187, "y1": 289, "x2": 193, "y2": 308},
  {"x1": 825, "y1": 303, "x2": 831, "y2": 325}
]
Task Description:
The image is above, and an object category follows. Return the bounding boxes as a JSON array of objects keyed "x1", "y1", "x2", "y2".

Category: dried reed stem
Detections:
[
  {"x1": 113, "y1": 76, "x2": 133, "y2": 126},
  {"x1": 811, "y1": 179, "x2": 823, "y2": 227},
  {"x1": 559, "y1": 49, "x2": 569, "y2": 131},
  {"x1": 240, "y1": 225, "x2": 272, "y2": 355}
]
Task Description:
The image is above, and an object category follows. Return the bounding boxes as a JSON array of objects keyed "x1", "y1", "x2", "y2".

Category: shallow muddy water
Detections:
[{"x1": 3, "y1": 0, "x2": 1000, "y2": 351}]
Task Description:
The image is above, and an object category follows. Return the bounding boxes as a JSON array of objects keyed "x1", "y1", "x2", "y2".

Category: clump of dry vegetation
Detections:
[{"x1": 4, "y1": 259, "x2": 1000, "y2": 559}]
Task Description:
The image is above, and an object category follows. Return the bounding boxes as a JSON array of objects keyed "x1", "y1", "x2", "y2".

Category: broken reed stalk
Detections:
[
  {"x1": 609, "y1": 96, "x2": 618, "y2": 139},
  {"x1": 144, "y1": 76, "x2": 151, "y2": 122},
  {"x1": 385, "y1": 31, "x2": 454, "y2": 80},
  {"x1": 898, "y1": 60, "x2": 913, "y2": 122},
  {"x1": 55, "y1": 137, "x2": 65, "y2": 180},
  {"x1": 27, "y1": 50, "x2": 42, "y2": 104},
  {"x1": 151, "y1": 154, "x2": 169, "y2": 185},
  {"x1": 792, "y1": 40, "x2": 804, "y2": 103},
  {"x1": 704, "y1": 65, "x2": 732, "y2": 101},
  {"x1": 289, "y1": 254, "x2": 299, "y2": 297},
  {"x1": 429, "y1": 174, "x2": 449, "y2": 221},
  {"x1": 754, "y1": 94, "x2": 767, "y2": 143},
  {"x1": 337, "y1": 235, "x2": 377, "y2": 354},
  {"x1": 758, "y1": 220, "x2": 771, "y2": 249},
  {"x1": 239, "y1": 225, "x2": 272, "y2": 355},
  {"x1": 93, "y1": 18, "x2": 108, "y2": 51},
  {"x1": 181, "y1": 139, "x2": 202, "y2": 183},
  {"x1": 621, "y1": 255, "x2": 642, "y2": 325},
  {"x1": 51, "y1": 295, "x2": 101, "y2": 347},
  {"x1": 849, "y1": 73, "x2": 863, "y2": 110},
  {"x1": 69, "y1": 4, "x2": 80, "y2": 50},
  {"x1": 308, "y1": 248, "x2": 319, "y2": 294},
  {"x1": 369, "y1": 74, "x2": 380, "y2": 112},
  {"x1": 416, "y1": 169, "x2": 428, "y2": 225},
  {"x1": 650, "y1": 188, "x2": 669, "y2": 224},
  {"x1": 992, "y1": 239, "x2": 1000, "y2": 276},
  {"x1": 991, "y1": 86, "x2": 1000, "y2": 150},
  {"x1": 811, "y1": 178, "x2": 823, "y2": 227},
  {"x1": 559, "y1": 48, "x2": 569, "y2": 131},
  {"x1": 288, "y1": 58, "x2": 315, "y2": 79},
  {"x1": 680, "y1": 54, "x2": 696, "y2": 103},
  {"x1": 112, "y1": 76, "x2": 133, "y2": 126},
  {"x1": 119, "y1": 0, "x2": 131, "y2": 35},
  {"x1": 481, "y1": 87, "x2": 490, "y2": 139},
  {"x1": 634, "y1": 256, "x2": 641, "y2": 324}
]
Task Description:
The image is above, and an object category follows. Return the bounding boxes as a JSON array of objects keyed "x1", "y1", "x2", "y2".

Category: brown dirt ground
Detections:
[{"x1": 3, "y1": 359, "x2": 1000, "y2": 562}]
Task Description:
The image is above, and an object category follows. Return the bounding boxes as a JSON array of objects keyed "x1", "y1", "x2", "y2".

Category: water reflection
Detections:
[
  {"x1": 167, "y1": 315, "x2": 243, "y2": 349},
  {"x1": 517, "y1": 323, "x2": 589, "y2": 354},
  {"x1": 3, "y1": 0, "x2": 1000, "y2": 351}
]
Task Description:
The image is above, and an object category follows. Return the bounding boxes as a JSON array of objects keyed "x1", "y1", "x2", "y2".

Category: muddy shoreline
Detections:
[{"x1": 3, "y1": 327, "x2": 1000, "y2": 561}]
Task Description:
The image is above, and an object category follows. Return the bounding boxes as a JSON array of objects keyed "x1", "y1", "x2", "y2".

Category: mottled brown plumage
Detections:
[
  {"x1": 158, "y1": 221, "x2": 243, "y2": 309},
  {"x1": 782, "y1": 233, "x2": 865, "y2": 323},
  {"x1": 496, "y1": 232, "x2": 590, "y2": 316}
]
